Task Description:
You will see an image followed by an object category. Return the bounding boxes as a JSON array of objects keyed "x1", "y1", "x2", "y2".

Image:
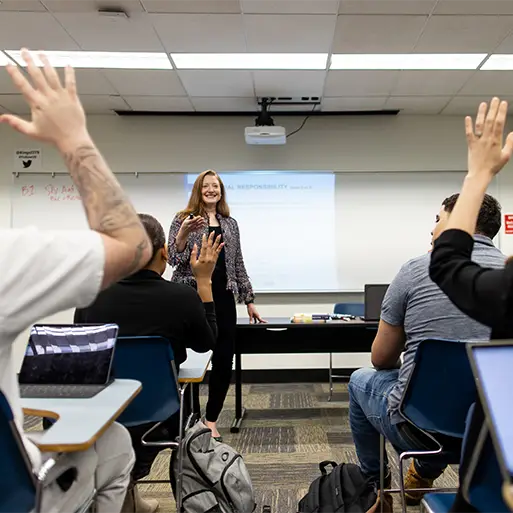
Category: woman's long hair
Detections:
[{"x1": 178, "y1": 170, "x2": 230, "y2": 219}]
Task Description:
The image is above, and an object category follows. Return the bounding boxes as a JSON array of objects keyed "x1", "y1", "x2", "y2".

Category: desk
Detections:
[
  {"x1": 178, "y1": 349, "x2": 212, "y2": 383},
  {"x1": 232, "y1": 317, "x2": 378, "y2": 432},
  {"x1": 22, "y1": 379, "x2": 141, "y2": 452}
]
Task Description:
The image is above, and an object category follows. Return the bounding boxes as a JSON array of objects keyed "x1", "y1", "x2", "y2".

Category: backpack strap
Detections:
[{"x1": 319, "y1": 461, "x2": 338, "y2": 476}]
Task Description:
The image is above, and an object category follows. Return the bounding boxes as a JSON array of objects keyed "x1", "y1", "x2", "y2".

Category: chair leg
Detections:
[
  {"x1": 176, "y1": 384, "x2": 187, "y2": 513},
  {"x1": 380, "y1": 434, "x2": 385, "y2": 513},
  {"x1": 328, "y1": 352, "x2": 333, "y2": 401},
  {"x1": 397, "y1": 452, "x2": 408, "y2": 513}
]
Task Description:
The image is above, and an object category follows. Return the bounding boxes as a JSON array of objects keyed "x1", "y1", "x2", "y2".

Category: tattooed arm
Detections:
[
  {"x1": 61, "y1": 140, "x2": 151, "y2": 287},
  {"x1": 0, "y1": 49, "x2": 151, "y2": 289}
]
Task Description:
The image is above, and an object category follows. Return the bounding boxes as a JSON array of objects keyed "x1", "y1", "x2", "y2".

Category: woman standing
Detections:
[{"x1": 168, "y1": 170, "x2": 265, "y2": 440}]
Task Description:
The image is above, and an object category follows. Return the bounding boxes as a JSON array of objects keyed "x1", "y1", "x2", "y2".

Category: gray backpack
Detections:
[{"x1": 171, "y1": 421, "x2": 256, "y2": 513}]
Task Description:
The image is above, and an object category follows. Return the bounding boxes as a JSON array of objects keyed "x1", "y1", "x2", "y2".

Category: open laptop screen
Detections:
[
  {"x1": 18, "y1": 324, "x2": 118, "y2": 386},
  {"x1": 364, "y1": 284, "x2": 389, "y2": 321},
  {"x1": 469, "y1": 343, "x2": 513, "y2": 479}
]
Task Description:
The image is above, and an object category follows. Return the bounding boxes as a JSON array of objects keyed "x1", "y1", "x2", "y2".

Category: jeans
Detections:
[{"x1": 348, "y1": 367, "x2": 451, "y2": 483}]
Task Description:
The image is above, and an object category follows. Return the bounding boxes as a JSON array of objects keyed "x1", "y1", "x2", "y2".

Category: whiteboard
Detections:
[{"x1": 11, "y1": 171, "x2": 494, "y2": 293}]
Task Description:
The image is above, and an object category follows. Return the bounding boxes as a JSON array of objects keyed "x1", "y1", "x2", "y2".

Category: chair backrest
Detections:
[
  {"x1": 333, "y1": 303, "x2": 365, "y2": 317},
  {"x1": 113, "y1": 336, "x2": 181, "y2": 427},
  {"x1": 399, "y1": 339, "x2": 476, "y2": 438},
  {"x1": 0, "y1": 391, "x2": 36, "y2": 513}
]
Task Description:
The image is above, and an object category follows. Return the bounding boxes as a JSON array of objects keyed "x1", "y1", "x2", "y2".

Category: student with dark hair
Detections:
[
  {"x1": 348, "y1": 192, "x2": 504, "y2": 512},
  {"x1": 430, "y1": 98, "x2": 513, "y2": 512},
  {"x1": 75, "y1": 213, "x2": 222, "y2": 513}
]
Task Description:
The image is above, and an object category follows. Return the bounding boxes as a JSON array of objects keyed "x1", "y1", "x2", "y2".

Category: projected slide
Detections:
[{"x1": 186, "y1": 172, "x2": 337, "y2": 292}]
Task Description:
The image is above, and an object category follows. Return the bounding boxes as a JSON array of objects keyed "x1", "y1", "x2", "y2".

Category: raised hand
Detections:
[
  {"x1": 465, "y1": 97, "x2": 513, "y2": 180},
  {"x1": 190, "y1": 231, "x2": 224, "y2": 281},
  {"x1": 0, "y1": 49, "x2": 89, "y2": 151}
]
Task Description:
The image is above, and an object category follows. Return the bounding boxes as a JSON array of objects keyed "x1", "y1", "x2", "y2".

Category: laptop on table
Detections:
[
  {"x1": 19, "y1": 323, "x2": 118, "y2": 399},
  {"x1": 363, "y1": 284, "x2": 389, "y2": 321},
  {"x1": 467, "y1": 342, "x2": 513, "y2": 489}
]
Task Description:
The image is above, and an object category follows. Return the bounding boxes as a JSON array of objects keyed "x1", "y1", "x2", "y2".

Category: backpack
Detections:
[
  {"x1": 170, "y1": 421, "x2": 256, "y2": 513},
  {"x1": 298, "y1": 461, "x2": 377, "y2": 513}
]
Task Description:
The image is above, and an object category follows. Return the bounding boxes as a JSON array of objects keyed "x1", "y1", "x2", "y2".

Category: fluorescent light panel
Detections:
[
  {"x1": 171, "y1": 53, "x2": 328, "y2": 70},
  {"x1": 330, "y1": 53, "x2": 487, "y2": 70},
  {"x1": 0, "y1": 51, "x2": 14, "y2": 66},
  {"x1": 5, "y1": 50, "x2": 172, "y2": 69},
  {"x1": 481, "y1": 54, "x2": 513, "y2": 70}
]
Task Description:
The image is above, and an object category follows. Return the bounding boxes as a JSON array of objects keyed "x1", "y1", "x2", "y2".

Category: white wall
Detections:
[{"x1": 2, "y1": 113, "x2": 512, "y2": 373}]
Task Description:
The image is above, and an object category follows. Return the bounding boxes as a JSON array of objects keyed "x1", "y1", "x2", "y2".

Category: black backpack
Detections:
[{"x1": 298, "y1": 461, "x2": 377, "y2": 513}]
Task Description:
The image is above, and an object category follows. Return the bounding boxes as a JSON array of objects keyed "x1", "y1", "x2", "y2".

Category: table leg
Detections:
[{"x1": 230, "y1": 348, "x2": 245, "y2": 433}]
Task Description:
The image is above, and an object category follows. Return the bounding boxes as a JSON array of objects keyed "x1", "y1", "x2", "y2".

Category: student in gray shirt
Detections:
[{"x1": 348, "y1": 193, "x2": 504, "y2": 511}]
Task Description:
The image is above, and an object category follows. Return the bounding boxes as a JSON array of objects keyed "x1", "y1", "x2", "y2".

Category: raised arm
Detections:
[
  {"x1": 429, "y1": 97, "x2": 513, "y2": 331},
  {"x1": 1, "y1": 50, "x2": 151, "y2": 288}
]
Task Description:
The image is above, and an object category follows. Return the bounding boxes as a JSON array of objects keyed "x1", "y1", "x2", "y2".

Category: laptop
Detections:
[
  {"x1": 363, "y1": 284, "x2": 389, "y2": 321},
  {"x1": 19, "y1": 323, "x2": 118, "y2": 399},
  {"x1": 467, "y1": 341, "x2": 513, "y2": 485}
]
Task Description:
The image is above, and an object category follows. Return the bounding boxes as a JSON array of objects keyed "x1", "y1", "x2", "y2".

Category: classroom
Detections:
[{"x1": 0, "y1": 1, "x2": 512, "y2": 513}]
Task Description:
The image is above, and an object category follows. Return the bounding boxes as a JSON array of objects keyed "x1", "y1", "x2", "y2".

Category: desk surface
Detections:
[
  {"x1": 22, "y1": 379, "x2": 141, "y2": 453},
  {"x1": 178, "y1": 349, "x2": 212, "y2": 383},
  {"x1": 237, "y1": 317, "x2": 378, "y2": 329}
]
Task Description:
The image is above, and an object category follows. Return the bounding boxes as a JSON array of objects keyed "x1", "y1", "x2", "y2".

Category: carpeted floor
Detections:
[{"x1": 25, "y1": 382, "x2": 458, "y2": 513}]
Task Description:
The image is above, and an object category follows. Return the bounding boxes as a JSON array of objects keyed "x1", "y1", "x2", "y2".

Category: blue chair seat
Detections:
[{"x1": 422, "y1": 493, "x2": 456, "y2": 513}]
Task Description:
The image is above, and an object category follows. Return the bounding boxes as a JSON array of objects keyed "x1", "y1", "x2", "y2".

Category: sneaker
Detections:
[{"x1": 404, "y1": 460, "x2": 435, "y2": 505}]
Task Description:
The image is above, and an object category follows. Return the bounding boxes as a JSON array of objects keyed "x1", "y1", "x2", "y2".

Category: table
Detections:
[
  {"x1": 231, "y1": 317, "x2": 378, "y2": 432},
  {"x1": 22, "y1": 379, "x2": 141, "y2": 452}
]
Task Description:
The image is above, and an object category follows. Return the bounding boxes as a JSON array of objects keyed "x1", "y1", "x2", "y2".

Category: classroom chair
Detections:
[
  {"x1": 421, "y1": 404, "x2": 510, "y2": 513},
  {"x1": 380, "y1": 339, "x2": 476, "y2": 513},
  {"x1": 113, "y1": 336, "x2": 187, "y2": 512},
  {"x1": 328, "y1": 302, "x2": 365, "y2": 401},
  {"x1": 0, "y1": 391, "x2": 95, "y2": 513}
]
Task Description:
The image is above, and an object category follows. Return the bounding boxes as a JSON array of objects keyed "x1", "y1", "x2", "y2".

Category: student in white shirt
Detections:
[{"x1": 0, "y1": 50, "x2": 152, "y2": 513}]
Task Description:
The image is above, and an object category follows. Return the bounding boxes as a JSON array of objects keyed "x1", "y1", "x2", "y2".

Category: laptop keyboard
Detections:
[{"x1": 20, "y1": 384, "x2": 106, "y2": 399}]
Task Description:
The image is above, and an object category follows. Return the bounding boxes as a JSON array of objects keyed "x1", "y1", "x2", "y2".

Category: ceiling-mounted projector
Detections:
[{"x1": 245, "y1": 98, "x2": 286, "y2": 145}]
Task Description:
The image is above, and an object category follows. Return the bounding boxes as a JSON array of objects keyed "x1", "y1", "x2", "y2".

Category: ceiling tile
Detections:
[
  {"x1": 392, "y1": 70, "x2": 474, "y2": 96},
  {"x1": 442, "y1": 95, "x2": 513, "y2": 115},
  {"x1": 385, "y1": 95, "x2": 452, "y2": 114},
  {"x1": 80, "y1": 95, "x2": 129, "y2": 114},
  {"x1": 43, "y1": 0, "x2": 144, "y2": 12},
  {"x1": 434, "y1": 0, "x2": 513, "y2": 15},
  {"x1": 243, "y1": 0, "x2": 339, "y2": 14},
  {"x1": 459, "y1": 71, "x2": 513, "y2": 96},
  {"x1": 74, "y1": 70, "x2": 118, "y2": 95},
  {"x1": 52, "y1": 12, "x2": 163, "y2": 51},
  {"x1": 324, "y1": 70, "x2": 397, "y2": 96},
  {"x1": 0, "y1": 12, "x2": 79, "y2": 49},
  {"x1": 494, "y1": 32, "x2": 513, "y2": 53},
  {"x1": 332, "y1": 14, "x2": 427, "y2": 52},
  {"x1": 253, "y1": 71, "x2": 325, "y2": 97},
  {"x1": 339, "y1": 0, "x2": 436, "y2": 15},
  {"x1": 322, "y1": 97, "x2": 388, "y2": 111},
  {"x1": 244, "y1": 14, "x2": 337, "y2": 52},
  {"x1": 103, "y1": 70, "x2": 186, "y2": 96},
  {"x1": 178, "y1": 70, "x2": 254, "y2": 97},
  {"x1": 191, "y1": 97, "x2": 258, "y2": 111},
  {"x1": 0, "y1": 94, "x2": 31, "y2": 114},
  {"x1": 0, "y1": 1, "x2": 46, "y2": 11},
  {"x1": 141, "y1": 0, "x2": 241, "y2": 13},
  {"x1": 152, "y1": 14, "x2": 246, "y2": 52},
  {"x1": 123, "y1": 96, "x2": 194, "y2": 111},
  {"x1": 415, "y1": 15, "x2": 513, "y2": 52}
]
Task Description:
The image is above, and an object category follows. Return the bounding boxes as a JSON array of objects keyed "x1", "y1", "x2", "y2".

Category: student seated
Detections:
[
  {"x1": 0, "y1": 51, "x2": 153, "y2": 512},
  {"x1": 348, "y1": 192, "x2": 505, "y2": 511},
  {"x1": 74, "y1": 214, "x2": 221, "y2": 513}
]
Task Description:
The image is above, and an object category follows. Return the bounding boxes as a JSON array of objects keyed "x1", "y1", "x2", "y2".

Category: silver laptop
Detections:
[{"x1": 19, "y1": 323, "x2": 118, "y2": 399}]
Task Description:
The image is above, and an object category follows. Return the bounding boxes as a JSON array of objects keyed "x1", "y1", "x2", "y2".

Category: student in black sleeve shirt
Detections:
[
  {"x1": 74, "y1": 214, "x2": 223, "y2": 513},
  {"x1": 429, "y1": 97, "x2": 513, "y2": 512}
]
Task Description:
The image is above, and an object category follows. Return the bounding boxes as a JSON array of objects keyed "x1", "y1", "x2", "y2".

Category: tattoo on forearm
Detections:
[{"x1": 63, "y1": 144, "x2": 148, "y2": 270}]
